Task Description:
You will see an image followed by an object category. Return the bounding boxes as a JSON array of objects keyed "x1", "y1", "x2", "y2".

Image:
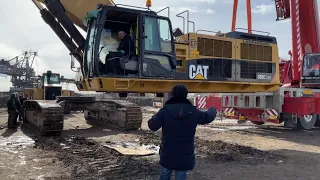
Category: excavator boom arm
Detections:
[
  {"x1": 35, "y1": 0, "x2": 115, "y2": 31},
  {"x1": 32, "y1": 0, "x2": 115, "y2": 66}
]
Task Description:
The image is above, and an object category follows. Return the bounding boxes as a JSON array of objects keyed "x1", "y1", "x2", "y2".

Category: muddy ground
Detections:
[{"x1": 0, "y1": 107, "x2": 320, "y2": 180}]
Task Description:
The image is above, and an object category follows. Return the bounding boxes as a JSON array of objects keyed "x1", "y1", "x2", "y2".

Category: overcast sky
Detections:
[{"x1": 0, "y1": 0, "x2": 317, "y2": 91}]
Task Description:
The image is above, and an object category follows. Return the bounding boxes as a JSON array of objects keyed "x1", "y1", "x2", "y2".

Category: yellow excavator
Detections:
[
  {"x1": 24, "y1": 0, "x2": 281, "y2": 135},
  {"x1": 24, "y1": 70, "x2": 75, "y2": 100}
]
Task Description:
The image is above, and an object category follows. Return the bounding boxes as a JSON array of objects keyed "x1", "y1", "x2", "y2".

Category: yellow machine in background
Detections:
[
  {"x1": 23, "y1": 71, "x2": 75, "y2": 100},
  {"x1": 62, "y1": 90, "x2": 75, "y2": 96}
]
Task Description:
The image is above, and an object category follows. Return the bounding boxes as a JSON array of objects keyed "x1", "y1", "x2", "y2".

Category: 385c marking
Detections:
[{"x1": 257, "y1": 74, "x2": 271, "y2": 80}]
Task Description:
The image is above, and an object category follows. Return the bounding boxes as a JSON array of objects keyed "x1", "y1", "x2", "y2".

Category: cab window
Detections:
[
  {"x1": 144, "y1": 17, "x2": 173, "y2": 53},
  {"x1": 303, "y1": 54, "x2": 320, "y2": 77},
  {"x1": 84, "y1": 19, "x2": 97, "y2": 76}
]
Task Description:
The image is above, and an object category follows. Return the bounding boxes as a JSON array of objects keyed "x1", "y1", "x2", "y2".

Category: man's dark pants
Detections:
[
  {"x1": 160, "y1": 165, "x2": 188, "y2": 180},
  {"x1": 105, "y1": 52, "x2": 124, "y2": 74}
]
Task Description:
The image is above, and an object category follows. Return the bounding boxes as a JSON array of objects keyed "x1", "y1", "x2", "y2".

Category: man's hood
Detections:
[{"x1": 163, "y1": 98, "x2": 194, "y2": 120}]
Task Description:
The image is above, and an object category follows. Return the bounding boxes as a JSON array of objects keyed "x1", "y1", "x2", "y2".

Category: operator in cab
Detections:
[
  {"x1": 117, "y1": 30, "x2": 135, "y2": 56},
  {"x1": 105, "y1": 30, "x2": 135, "y2": 75}
]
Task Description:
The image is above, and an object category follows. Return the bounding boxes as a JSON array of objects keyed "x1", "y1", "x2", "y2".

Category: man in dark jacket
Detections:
[
  {"x1": 148, "y1": 85, "x2": 217, "y2": 180},
  {"x1": 7, "y1": 93, "x2": 19, "y2": 128},
  {"x1": 105, "y1": 30, "x2": 135, "y2": 74},
  {"x1": 117, "y1": 30, "x2": 135, "y2": 56}
]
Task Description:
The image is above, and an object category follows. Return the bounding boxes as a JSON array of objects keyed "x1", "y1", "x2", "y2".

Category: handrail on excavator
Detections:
[
  {"x1": 157, "y1": 7, "x2": 170, "y2": 18},
  {"x1": 176, "y1": 10, "x2": 196, "y2": 34},
  {"x1": 234, "y1": 28, "x2": 270, "y2": 36},
  {"x1": 176, "y1": 10, "x2": 189, "y2": 34},
  {"x1": 189, "y1": 21, "x2": 195, "y2": 33},
  {"x1": 196, "y1": 30, "x2": 227, "y2": 37},
  {"x1": 115, "y1": 4, "x2": 150, "y2": 11}
]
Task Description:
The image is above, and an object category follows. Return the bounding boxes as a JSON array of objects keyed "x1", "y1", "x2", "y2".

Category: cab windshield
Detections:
[
  {"x1": 144, "y1": 17, "x2": 173, "y2": 54},
  {"x1": 43, "y1": 73, "x2": 60, "y2": 84},
  {"x1": 144, "y1": 16, "x2": 174, "y2": 72},
  {"x1": 303, "y1": 53, "x2": 320, "y2": 77}
]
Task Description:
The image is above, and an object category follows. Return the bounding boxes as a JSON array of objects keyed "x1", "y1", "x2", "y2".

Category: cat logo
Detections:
[{"x1": 189, "y1": 64, "x2": 209, "y2": 80}]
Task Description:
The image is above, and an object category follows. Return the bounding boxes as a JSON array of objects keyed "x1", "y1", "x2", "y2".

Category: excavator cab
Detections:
[
  {"x1": 83, "y1": 5, "x2": 176, "y2": 79},
  {"x1": 42, "y1": 71, "x2": 62, "y2": 100}
]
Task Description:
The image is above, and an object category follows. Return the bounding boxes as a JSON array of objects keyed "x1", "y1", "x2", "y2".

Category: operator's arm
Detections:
[
  {"x1": 148, "y1": 108, "x2": 165, "y2": 131},
  {"x1": 197, "y1": 107, "x2": 217, "y2": 125}
]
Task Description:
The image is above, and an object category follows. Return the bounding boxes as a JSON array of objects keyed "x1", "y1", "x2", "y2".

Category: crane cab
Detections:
[
  {"x1": 82, "y1": 5, "x2": 176, "y2": 79},
  {"x1": 301, "y1": 53, "x2": 320, "y2": 88}
]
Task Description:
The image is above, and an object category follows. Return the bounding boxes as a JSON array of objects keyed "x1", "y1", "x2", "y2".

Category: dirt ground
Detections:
[{"x1": 0, "y1": 107, "x2": 320, "y2": 180}]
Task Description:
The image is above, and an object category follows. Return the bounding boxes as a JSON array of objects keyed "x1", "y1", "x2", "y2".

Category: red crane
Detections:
[
  {"x1": 233, "y1": 0, "x2": 320, "y2": 87},
  {"x1": 275, "y1": 0, "x2": 320, "y2": 87},
  {"x1": 194, "y1": 0, "x2": 320, "y2": 130}
]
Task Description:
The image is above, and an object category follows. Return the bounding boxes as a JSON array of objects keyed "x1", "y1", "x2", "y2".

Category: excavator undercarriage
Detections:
[{"x1": 22, "y1": 97, "x2": 143, "y2": 136}]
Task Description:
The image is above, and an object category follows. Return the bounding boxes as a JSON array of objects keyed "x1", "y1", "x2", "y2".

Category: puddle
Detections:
[
  {"x1": 104, "y1": 141, "x2": 159, "y2": 156},
  {"x1": 0, "y1": 135, "x2": 34, "y2": 153}
]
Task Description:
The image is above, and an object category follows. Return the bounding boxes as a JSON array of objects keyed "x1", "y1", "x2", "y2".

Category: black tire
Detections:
[
  {"x1": 56, "y1": 96, "x2": 96, "y2": 102},
  {"x1": 297, "y1": 114, "x2": 317, "y2": 130},
  {"x1": 250, "y1": 121, "x2": 264, "y2": 125},
  {"x1": 314, "y1": 115, "x2": 320, "y2": 127}
]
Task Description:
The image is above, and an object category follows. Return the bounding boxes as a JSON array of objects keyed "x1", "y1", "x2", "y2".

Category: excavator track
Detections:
[
  {"x1": 57, "y1": 96, "x2": 143, "y2": 130},
  {"x1": 22, "y1": 100, "x2": 64, "y2": 136},
  {"x1": 83, "y1": 99, "x2": 143, "y2": 130},
  {"x1": 21, "y1": 97, "x2": 142, "y2": 136}
]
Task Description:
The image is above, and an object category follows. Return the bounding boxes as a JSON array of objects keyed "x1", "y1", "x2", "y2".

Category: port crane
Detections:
[{"x1": 0, "y1": 51, "x2": 36, "y2": 91}]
